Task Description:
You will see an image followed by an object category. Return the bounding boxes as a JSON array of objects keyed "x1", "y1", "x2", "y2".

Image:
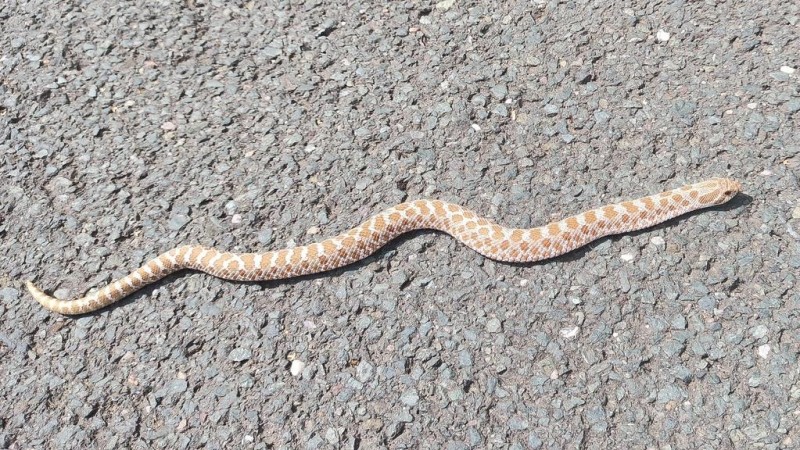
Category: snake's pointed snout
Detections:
[{"x1": 723, "y1": 178, "x2": 742, "y2": 199}]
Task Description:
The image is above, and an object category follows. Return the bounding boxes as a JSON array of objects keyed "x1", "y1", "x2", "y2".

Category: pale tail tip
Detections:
[
  {"x1": 24, "y1": 280, "x2": 41, "y2": 297},
  {"x1": 24, "y1": 280, "x2": 59, "y2": 310}
]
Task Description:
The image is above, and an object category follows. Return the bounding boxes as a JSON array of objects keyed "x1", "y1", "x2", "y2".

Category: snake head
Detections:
[{"x1": 695, "y1": 178, "x2": 741, "y2": 206}]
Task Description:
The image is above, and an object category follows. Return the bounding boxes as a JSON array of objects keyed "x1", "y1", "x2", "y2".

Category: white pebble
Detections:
[
  {"x1": 471, "y1": 123, "x2": 481, "y2": 132},
  {"x1": 560, "y1": 326, "x2": 580, "y2": 338},
  {"x1": 486, "y1": 318, "x2": 502, "y2": 333},
  {"x1": 306, "y1": 226, "x2": 320, "y2": 235},
  {"x1": 519, "y1": 279, "x2": 529, "y2": 287},
  {"x1": 290, "y1": 359, "x2": 306, "y2": 377},
  {"x1": 620, "y1": 252, "x2": 635, "y2": 262},
  {"x1": 757, "y1": 344, "x2": 771, "y2": 359},
  {"x1": 650, "y1": 236, "x2": 665, "y2": 247},
  {"x1": 231, "y1": 214, "x2": 242, "y2": 224},
  {"x1": 780, "y1": 66, "x2": 796, "y2": 74},
  {"x1": 751, "y1": 324, "x2": 769, "y2": 339},
  {"x1": 656, "y1": 30, "x2": 671, "y2": 43},
  {"x1": 435, "y1": 0, "x2": 455, "y2": 9}
]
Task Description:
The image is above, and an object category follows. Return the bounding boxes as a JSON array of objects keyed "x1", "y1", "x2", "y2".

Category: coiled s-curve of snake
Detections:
[{"x1": 26, "y1": 178, "x2": 741, "y2": 315}]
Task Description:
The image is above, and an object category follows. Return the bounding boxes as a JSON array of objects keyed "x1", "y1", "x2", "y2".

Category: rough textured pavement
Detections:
[{"x1": 1, "y1": 1, "x2": 799, "y2": 449}]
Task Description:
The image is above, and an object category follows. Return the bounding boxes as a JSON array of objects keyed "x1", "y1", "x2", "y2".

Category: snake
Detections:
[{"x1": 25, "y1": 178, "x2": 740, "y2": 315}]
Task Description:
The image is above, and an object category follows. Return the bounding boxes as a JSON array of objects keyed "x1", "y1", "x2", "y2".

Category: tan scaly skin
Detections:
[{"x1": 26, "y1": 178, "x2": 741, "y2": 315}]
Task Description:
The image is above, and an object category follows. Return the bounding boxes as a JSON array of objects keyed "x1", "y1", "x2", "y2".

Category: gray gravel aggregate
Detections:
[{"x1": 2, "y1": 0, "x2": 799, "y2": 448}]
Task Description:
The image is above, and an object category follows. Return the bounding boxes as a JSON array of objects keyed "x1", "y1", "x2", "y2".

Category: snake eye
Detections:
[{"x1": 724, "y1": 190, "x2": 733, "y2": 196}]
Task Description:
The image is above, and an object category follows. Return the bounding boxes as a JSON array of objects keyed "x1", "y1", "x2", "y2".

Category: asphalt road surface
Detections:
[{"x1": 1, "y1": 1, "x2": 798, "y2": 448}]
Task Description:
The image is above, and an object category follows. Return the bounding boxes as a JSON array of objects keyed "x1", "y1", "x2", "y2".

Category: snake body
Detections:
[{"x1": 26, "y1": 178, "x2": 740, "y2": 315}]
